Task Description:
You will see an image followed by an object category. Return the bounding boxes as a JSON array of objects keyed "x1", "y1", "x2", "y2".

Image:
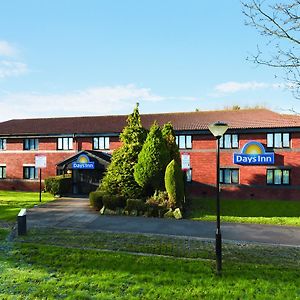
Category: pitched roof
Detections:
[{"x1": 0, "y1": 109, "x2": 300, "y2": 136}]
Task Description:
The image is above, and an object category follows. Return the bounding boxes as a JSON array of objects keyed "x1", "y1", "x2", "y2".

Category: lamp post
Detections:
[{"x1": 208, "y1": 121, "x2": 229, "y2": 274}]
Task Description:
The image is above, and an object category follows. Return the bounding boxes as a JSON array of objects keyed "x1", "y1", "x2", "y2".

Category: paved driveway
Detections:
[{"x1": 26, "y1": 197, "x2": 300, "y2": 247}]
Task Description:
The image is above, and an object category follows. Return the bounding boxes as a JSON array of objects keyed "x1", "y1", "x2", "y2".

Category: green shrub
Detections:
[
  {"x1": 102, "y1": 194, "x2": 126, "y2": 210},
  {"x1": 146, "y1": 190, "x2": 169, "y2": 217},
  {"x1": 134, "y1": 123, "x2": 170, "y2": 195},
  {"x1": 165, "y1": 159, "x2": 184, "y2": 208},
  {"x1": 44, "y1": 175, "x2": 72, "y2": 196},
  {"x1": 89, "y1": 191, "x2": 104, "y2": 210},
  {"x1": 125, "y1": 199, "x2": 147, "y2": 214}
]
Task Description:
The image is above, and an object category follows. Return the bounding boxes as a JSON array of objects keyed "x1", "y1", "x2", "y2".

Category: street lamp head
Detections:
[{"x1": 208, "y1": 121, "x2": 229, "y2": 138}]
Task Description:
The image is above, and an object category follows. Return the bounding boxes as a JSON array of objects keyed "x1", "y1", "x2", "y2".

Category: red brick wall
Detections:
[
  {"x1": 1, "y1": 132, "x2": 300, "y2": 200},
  {"x1": 186, "y1": 132, "x2": 300, "y2": 200}
]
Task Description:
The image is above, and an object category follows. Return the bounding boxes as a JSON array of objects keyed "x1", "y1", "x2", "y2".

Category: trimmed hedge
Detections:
[
  {"x1": 89, "y1": 191, "x2": 104, "y2": 211},
  {"x1": 102, "y1": 194, "x2": 126, "y2": 210},
  {"x1": 125, "y1": 199, "x2": 147, "y2": 214},
  {"x1": 44, "y1": 175, "x2": 72, "y2": 196}
]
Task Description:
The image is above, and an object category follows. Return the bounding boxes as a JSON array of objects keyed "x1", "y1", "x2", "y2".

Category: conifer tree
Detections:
[
  {"x1": 162, "y1": 122, "x2": 180, "y2": 164},
  {"x1": 99, "y1": 104, "x2": 147, "y2": 198},
  {"x1": 165, "y1": 159, "x2": 184, "y2": 208},
  {"x1": 134, "y1": 122, "x2": 170, "y2": 195}
]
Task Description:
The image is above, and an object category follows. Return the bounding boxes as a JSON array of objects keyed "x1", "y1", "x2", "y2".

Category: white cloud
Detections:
[
  {"x1": 0, "y1": 84, "x2": 184, "y2": 121},
  {"x1": 214, "y1": 81, "x2": 284, "y2": 94},
  {"x1": 0, "y1": 60, "x2": 28, "y2": 78},
  {"x1": 0, "y1": 40, "x2": 17, "y2": 57},
  {"x1": 0, "y1": 40, "x2": 28, "y2": 79}
]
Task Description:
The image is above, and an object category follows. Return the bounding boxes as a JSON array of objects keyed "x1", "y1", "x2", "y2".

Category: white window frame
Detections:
[
  {"x1": 267, "y1": 133, "x2": 290, "y2": 149},
  {"x1": 176, "y1": 135, "x2": 192, "y2": 149},
  {"x1": 93, "y1": 137, "x2": 110, "y2": 150},
  {"x1": 57, "y1": 137, "x2": 73, "y2": 150}
]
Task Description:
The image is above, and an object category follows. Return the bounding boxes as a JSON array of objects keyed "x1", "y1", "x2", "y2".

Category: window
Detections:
[
  {"x1": 24, "y1": 138, "x2": 38, "y2": 150},
  {"x1": 23, "y1": 166, "x2": 38, "y2": 180},
  {"x1": 267, "y1": 133, "x2": 290, "y2": 148},
  {"x1": 186, "y1": 169, "x2": 192, "y2": 182},
  {"x1": 57, "y1": 137, "x2": 73, "y2": 150},
  {"x1": 220, "y1": 134, "x2": 238, "y2": 149},
  {"x1": 93, "y1": 137, "x2": 110, "y2": 150},
  {"x1": 0, "y1": 166, "x2": 6, "y2": 179},
  {"x1": 267, "y1": 169, "x2": 290, "y2": 185},
  {"x1": 176, "y1": 135, "x2": 192, "y2": 149},
  {"x1": 0, "y1": 138, "x2": 6, "y2": 150},
  {"x1": 220, "y1": 168, "x2": 239, "y2": 184}
]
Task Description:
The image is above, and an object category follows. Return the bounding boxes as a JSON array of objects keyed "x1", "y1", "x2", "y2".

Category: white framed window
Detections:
[
  {"x1": 220, "y1": 168, "x2": 239, "y2": 184},
  {"x1": 0, "y1": 166, "x2": 6, "y2": 179},
  {"x1": 93, "y1": 137, "x2": 110, "y2": 150},
  {"x1": 267, "y1": 169, "x2": 290, "y2": 185},
  {"x1": 176, "y1": 135, "x2": 192, "y2": 149},
  {"x1": 57, "y1": 137, "x2": 73, "y2": 150},
  {"x1": 220, "y1": 134, "x2": 239, "y2": 149},
  {"x1": 0, "y1": 138, "x2": 6, "y2": 150},
  {"x1": 24, "y1": 138, "x2": 38, "y2": 150},
  {"x1": 267, "y1": 133, "x2": 290, "y2": 148}
]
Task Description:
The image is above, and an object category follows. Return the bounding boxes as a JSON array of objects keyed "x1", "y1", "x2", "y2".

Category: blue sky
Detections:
[{"x1": 0, "y1": 0, "x2": 297, "y2": 121}]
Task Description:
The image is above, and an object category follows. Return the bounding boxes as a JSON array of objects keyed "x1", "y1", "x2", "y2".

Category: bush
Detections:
[
  {"x1": 102, "y1": 194, "x2": 126, "y2": 211},
  {"x1": 44, "y1": 175, "x2": 72, "y2": 196},
  {"x1": 125, "y1": 199, "x2": 147, "y2": 215},
  {"x1": 146, "y1": 190, "x2": 169, "y2": 217},
  {"x1": 89, "y1": 191, "x2": 104, "y2": 211},
  {"x1": 165, "y1": 159, "x2": 185, "y2": 208}
]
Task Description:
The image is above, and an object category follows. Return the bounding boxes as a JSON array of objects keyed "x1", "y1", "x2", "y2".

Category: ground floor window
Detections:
[
  {"x1": 185, "y1": 169, "x2": 192, "y2": 182},
  {"x1": 220, "y1": 168, "x2": 239, "y2": 184},
  {"x1": 267, "y1": 169, "x2": 290, "y2": 185},
  {"x1": 0, "y1": 166, "x2": 6, "y2": 179},
  {"x1": 23, "y1": 166, "x2": 38, "y2": 179}
]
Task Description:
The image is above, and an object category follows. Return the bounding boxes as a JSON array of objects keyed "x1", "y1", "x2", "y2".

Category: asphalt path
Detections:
[{"x1": 26, "y1": 197, "x2": 300, "y2": 247}]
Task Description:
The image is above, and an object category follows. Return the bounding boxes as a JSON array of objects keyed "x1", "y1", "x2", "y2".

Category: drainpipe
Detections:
[{"x1": 73, "y1": 133, "x2": 79, "y2": 152}]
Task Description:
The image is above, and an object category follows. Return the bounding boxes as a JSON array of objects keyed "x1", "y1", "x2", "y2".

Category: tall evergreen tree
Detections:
[
  {"x1": 99, "y1": 104, "x2": 147, "y2": 198},
  {"x1": 134, "y1": 122, "x2": 170, "y2": 195},
  {"x1": 162, "y1": 122, "x2": 181, "y2": 164}
]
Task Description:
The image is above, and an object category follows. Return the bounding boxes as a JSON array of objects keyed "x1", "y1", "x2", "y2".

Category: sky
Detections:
[{"x1": 0, "y1": 0, "x2": 298, "y2": 122}]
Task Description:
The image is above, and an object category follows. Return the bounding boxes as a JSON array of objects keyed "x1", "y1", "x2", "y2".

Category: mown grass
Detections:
[
  {"x1": 0, "y1": 190, "x2": 54, "y2": 221},
  {"x1": 186, "y1": 197, "x2": 300, "y2": 226},
  {"x1": 0, "y1": 227, "x2": 300, "y2": 299}
]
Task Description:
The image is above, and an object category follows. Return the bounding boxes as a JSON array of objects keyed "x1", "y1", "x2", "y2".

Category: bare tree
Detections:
[{"x1": 242, "y1": 0, "x2": 300, "y2": 97}]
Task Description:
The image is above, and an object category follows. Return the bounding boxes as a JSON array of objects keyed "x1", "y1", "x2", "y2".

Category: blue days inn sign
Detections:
[
  {"x1": 233, "y1": 141, "x2": 274, "y2": 165},
  {"x1": 72, "y1": 154, "x2": 95, "y2": 169}
]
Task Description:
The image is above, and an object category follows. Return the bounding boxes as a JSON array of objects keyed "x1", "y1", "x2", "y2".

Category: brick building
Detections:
[{"x1": 0, "y1": 108, "x2": 300, "y2": 200}]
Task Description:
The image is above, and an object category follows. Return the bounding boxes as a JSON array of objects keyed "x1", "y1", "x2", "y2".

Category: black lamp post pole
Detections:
[{"x1": 216, "y1": 136, "x2": 222, "y2": 274}]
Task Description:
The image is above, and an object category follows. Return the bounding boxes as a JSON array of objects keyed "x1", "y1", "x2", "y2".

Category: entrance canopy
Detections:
[
  {"x1": 56, "y1": 150, "x2": 111, "y2": 194},
  {"x1": 57, "y1": 150, "x2": 111, "y2": 172}
]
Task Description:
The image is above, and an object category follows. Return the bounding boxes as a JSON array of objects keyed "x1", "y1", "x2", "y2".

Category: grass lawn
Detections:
[
  {"x1": 0, "y1": 227, "x2": 300, "y2": 299},
  {"x1": 186, "y1": 197, "x2": 300, "y2": 226},
  {"x1": 0, "y1": 190, "x2": 54, "y2": 222}
]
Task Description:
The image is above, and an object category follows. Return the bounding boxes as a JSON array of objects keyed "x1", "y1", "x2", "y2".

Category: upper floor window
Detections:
[
  {"x1": 267, "y1": 169, "x2": 290, "y2": 185},
  {"x1": 24, "y1": 138, "x2": 38, "y2": 150},
  {"x1": 220, "y1": 168, "x2": 239, "y2": 184},
  {"x1": 23, "y1": 166, "x2": 38, "y2": 180},
  {"x1": 57, "y1": 137, "x2": 73, "y2": 150},
  {"x1": 220, "y1": 134, "x2": 238, "y2": 149},
  {"x1": 93, "y1": 137, "x2": 110, "y2": 150},
  {"x1": 0, "y1": 166, "x2": 6, "y2": 179},
  {"x1": 176, "y1": 135, "x2": 192, "y2": 149},
  {"x1": 0, "y1": 138, "x2": 6, "y2": 150},
  {"x1": 267, "y1": 133, "x2": 290, "y2": 148}
]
